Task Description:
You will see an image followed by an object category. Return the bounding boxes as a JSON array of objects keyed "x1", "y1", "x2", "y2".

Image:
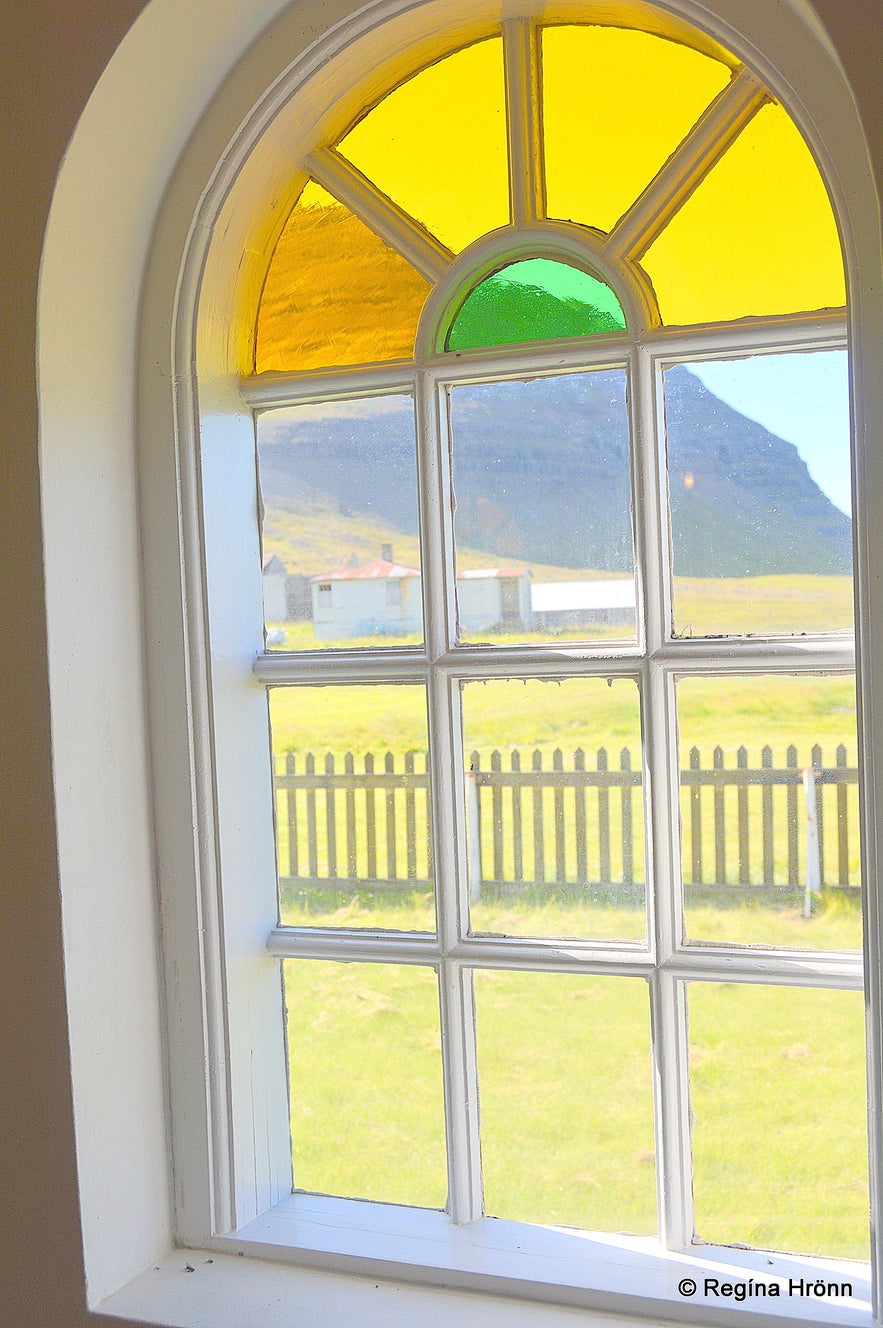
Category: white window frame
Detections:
[
  {"x1": 74, "y1": 2, "x2": 882, "y2": 1326},
  {"x1": 235, "y1": 298, "x2": 866, "y2": 1316}
]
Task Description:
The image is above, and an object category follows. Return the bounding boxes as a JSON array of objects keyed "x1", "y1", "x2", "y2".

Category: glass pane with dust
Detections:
[
  {"x1": 270, "y1": 684, "x2": 434, "y2": 931},
  {"x1": 475, "y1": 970, "x2": 655, "y2": 1234},
  {"x1": 257, "y1": 394, "x2": 422, "y2": 650},
  {"x1": 677, "y1": 674, "x2": 861, "y2": 950},
  {"x1": 448, "y1": 370, "x2": 636, "y2": 645},
  {"x1": 664, "y1": 350, "x2": 852, "y2": 637},
  {"x1": 286, "y1": 960, "x2": 445, "y2": 1208},
  {"x1": 463, "y1": 677, "x2": 645, "y2": 942},
  {"x1": 689, "y1": 982, "x2": 868, "y2": 1259}
]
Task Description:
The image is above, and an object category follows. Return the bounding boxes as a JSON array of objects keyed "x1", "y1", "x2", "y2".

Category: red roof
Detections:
[
  {"x1": 312, "y1": 560, "x2": 530, "y2": 583},
  {"x1": 312, "y1": 558, "x2": 420, "y2": 583}
]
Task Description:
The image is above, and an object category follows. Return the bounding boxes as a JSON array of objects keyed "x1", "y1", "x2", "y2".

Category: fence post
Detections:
[
  {"x1": 286, "y1": 750, "x2": 298, "y2": 878},
  {"x1": 511, "y1": 749, "x2": 523, "y2": 882},
  {"x1": 803, "y1": 767, "x2": 821, "y2": 917},
  {"x1": 621, "y1": 748, "x2": 633, "y2": 886},
  {"x1": 466, "y1": 755, "x2": 482, "y2": 901},
  {"x1": 713, "y1": 746, "x2": 725, "y2": 885},
  {"x1": 597, "y1": 747, "x2": 610, "y2": 885},
  {"x1": 837, "y1": 744, "x2": 849, "y2": 886},
  {"x1": 737, "y1": 745, "x2": 749, "y2": 884},
  {"x1": 689, "y1": 746, "x2": 702, "y2": 885}
]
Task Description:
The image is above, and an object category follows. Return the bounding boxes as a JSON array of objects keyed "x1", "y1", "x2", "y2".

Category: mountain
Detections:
[{"x1": 257, "y1": 368, "x2": 852, "y2": 578}]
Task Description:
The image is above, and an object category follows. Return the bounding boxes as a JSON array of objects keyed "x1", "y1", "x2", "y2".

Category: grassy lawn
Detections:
[
  {"x1": 272, "y1": 587, "x2": 865, "y2": 1260},
  {"x1": 284, "y1": 958, "x2": 869, "y2": 1260}
]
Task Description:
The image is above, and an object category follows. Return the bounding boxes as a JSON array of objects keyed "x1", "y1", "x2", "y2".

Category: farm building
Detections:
[
  {"x1": 261, "y1": 552, "x2": 288, "y2": 621},
  {"x1": 311, "y1": 551, "x2": 533, "y2": 638},
  {"x1": 531, "y1": 578, "x2": 636, "y2": 632},
  {"x1": 457, "y1": 567, "x2": 533, "y2": 634},
  {"x1": 311, "y1": 551, "x2": 423, "y2": 639}
]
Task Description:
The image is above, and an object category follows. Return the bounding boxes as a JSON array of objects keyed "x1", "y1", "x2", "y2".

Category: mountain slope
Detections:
[{"x1": 257, "y1": 368, "x2": 852, "y2": 577}]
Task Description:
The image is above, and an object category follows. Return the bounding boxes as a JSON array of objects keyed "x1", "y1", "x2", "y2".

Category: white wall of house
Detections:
[
  {"x1": 458, "y1": 572, "x2": 533, "y2": 634},
  {"x1": 312, "y1": 575, "x2": 422, "y2": 639}
]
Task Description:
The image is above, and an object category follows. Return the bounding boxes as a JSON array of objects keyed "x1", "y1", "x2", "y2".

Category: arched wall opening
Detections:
[{"x1": 37, "y1": 0, "x2": 883, "y2": 1319}]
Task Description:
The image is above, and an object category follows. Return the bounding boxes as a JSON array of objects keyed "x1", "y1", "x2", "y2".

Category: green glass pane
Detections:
[{"x1": 446, "y1": 258, "x2": 626, "y2": 352}]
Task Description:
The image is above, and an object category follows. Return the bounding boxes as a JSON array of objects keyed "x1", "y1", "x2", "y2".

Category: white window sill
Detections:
[{"x1": 98, "y1": 1195, "x2": 873, "y2": 1328}]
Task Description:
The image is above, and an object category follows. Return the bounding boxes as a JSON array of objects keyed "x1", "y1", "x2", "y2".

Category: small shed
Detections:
[
  {"x1": 530, "y1": 578, "x2": 636, "y2": 632},
  {"x1": 262, "y1": 552, "x2": 289, "y2": 622},
  {"x1": 457, "y1": 568, "x2": 533, "y2": 634},
  {"x1": 311, "y1": 551, "x2": 422, "y2": 639}
]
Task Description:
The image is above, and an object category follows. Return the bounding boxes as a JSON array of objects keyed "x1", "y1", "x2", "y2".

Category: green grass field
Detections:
[
  {"x1": 285, "y1": 960, "x2": 869, "y2": 1260},
  {"x1": 270, "y1": 578, "x2": 865, "y2": 1260}
]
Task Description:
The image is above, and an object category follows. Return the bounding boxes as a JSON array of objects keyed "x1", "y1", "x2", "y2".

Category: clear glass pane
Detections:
[
  {"x1": 543, "y1": 25, "x2": 730, "y2": 234},
  {"x1": 446, "y1": 259, "x2": 626, "y2": 352},
  {"x1": 664, "y1": 351, "x2": 853, "y2": 636},
  {"x1": 463, "y1": 678, "x2": 645, "y2": 940},
  {"x1": 285, "y1": 960, "x2": 445, "y2": 1206},
  {"x1": 270, "y1": 685, "x2": 434, "y2": 929},
  {"x1": 257, "y1": 394, "x2": 423, "y2": 649},
  {"x1": 643, "y1": 103, "x2": 845, "y2": 325},
  {"x1": 448, "y1": 370, "x2": 636, "y2": 644},
  {"x1": 255, "y1": 182, "x2": 429, "y2": 374},
  {"x1": 677, "y1": 674, "x2": 861, "y2": 949},
  {"x1": 689, "y1": 982, "x2": 868, "y2": 1258},
  {"x1": 475, "y1": 971, "x2": 655, "y2": 1233},
  {"x1": 339, "y1": 39, "x2": 508, "y2": 253}
]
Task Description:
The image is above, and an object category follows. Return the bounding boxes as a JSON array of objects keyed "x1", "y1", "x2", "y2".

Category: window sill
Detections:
[{"x1": 98, "y1": 1195, "x2": 872, "y2": 1328}]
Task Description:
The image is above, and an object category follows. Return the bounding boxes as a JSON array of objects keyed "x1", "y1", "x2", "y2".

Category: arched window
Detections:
[{"x1": 180, "y1": 2, "x2": 870, "y2": 1316}]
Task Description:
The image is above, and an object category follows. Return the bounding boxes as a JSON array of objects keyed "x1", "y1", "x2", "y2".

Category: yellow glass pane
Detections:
[
  {"x1": 339, "y1": 40, "x2": 508, "y2": 253},
  {"x1": 642, "y1": 102, "x2": 846, "y2": 324},
  {"x1": 255, "y1": 182, "x2": 430, "y2": 373},
  {"x1": 543, "y1": 26, "x2": 730, "y2": 234}
]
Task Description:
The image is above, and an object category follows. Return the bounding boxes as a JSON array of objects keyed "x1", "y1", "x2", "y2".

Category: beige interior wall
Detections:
[
  {"x1": 0, "y1": 9, "x2": 150, "y2": 1326},
  {"x1": 1, "y1": 2, "x2": 880, "y2": 1326}
]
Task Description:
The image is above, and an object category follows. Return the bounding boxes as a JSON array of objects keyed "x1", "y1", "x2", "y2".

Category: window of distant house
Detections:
[{"x1": 243, "y1": 6, "x2": 866, "y2": 1286}]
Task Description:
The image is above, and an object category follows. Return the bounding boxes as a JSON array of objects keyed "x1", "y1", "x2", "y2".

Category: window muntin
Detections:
[{"x1": 243, "y1": 7, "x2": 863, "y2": 1288}]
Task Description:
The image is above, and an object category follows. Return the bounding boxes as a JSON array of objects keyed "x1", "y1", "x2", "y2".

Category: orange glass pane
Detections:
[
  {"x1": 255, "y1": 182, "x2": 430, "y2": 374},
  {"x1": 543, "y1": 25, "x2": 730, "y2": 234},
  {"x1": 642, "y1": 102, "x2": 846, "y2": 324},
  {"x1": 339, "y1": 40, "x2": 508, "y2": 253}
]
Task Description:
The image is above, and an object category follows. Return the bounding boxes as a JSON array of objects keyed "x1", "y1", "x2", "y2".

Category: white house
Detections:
[
  {"x1": 311, "y1": 552, "x2": 422, "y2": 639},
  {"x1": 311, "y1": 552, "x2": 533, "y2": 639}
]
